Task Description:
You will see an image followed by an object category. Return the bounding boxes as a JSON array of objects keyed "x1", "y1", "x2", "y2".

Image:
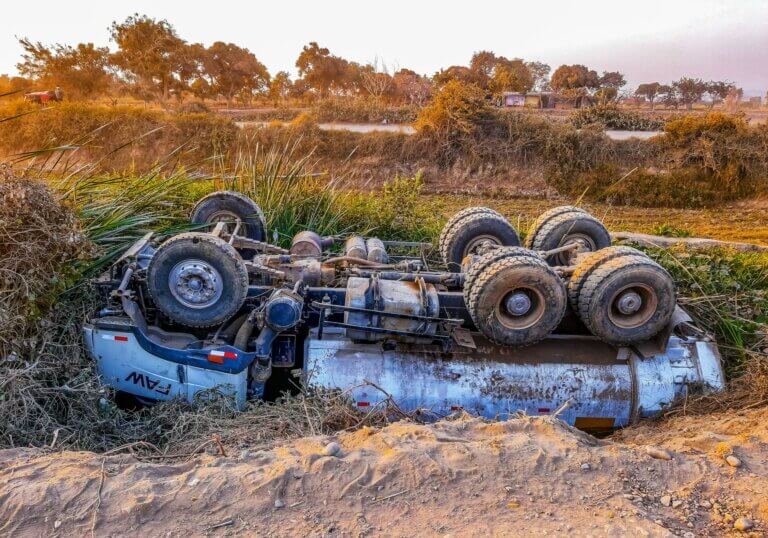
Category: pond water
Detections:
[{"x1": 235, "y1": 121, "x2": 661, "y2": 140}]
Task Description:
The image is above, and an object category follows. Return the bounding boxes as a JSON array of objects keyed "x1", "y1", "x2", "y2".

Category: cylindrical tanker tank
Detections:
[{"x1": 304, "y1": 328, "x2": 725, "y2": 430}]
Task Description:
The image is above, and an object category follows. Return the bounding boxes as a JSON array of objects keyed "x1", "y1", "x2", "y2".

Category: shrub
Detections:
[
  {"x1": 311, "y1": 97, "x2": 419, "y2": 124},
  {"x1": 415, "y1": 80, "x2": 494, "y2": 162},
  {"x1": 570, "y1": 105, "x2": 665, "y2": 131}
]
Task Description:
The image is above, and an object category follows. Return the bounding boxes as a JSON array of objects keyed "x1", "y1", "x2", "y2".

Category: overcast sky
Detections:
[{"x1": 2, "y1": 0, "x2": 767, "y2": 95}]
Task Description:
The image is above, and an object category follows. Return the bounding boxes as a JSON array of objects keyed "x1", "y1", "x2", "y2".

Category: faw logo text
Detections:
[{"x1": 125, "y1": 371, "x2": 171, "y2": 396}]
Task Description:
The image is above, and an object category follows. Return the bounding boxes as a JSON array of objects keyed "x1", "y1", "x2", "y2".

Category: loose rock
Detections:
[
  {"x1": 660, "y1": 495, "x2": 672, "y2": 507},
  {"x1": 645, "y1": 446, "x2": 673, "y2": 460},
  {"x1": 733, "y1": 517, "x2": 753, "y2": 531},
  {"x1": 672, "y1": 500, "x2": 683, "y2": 509},
  {"x1": 324, "y1": 442, "x2": 341, "y2": 457},
  {"x1": 581, "y1": 463, "x2": 591, "y2": 471},
  {"x1": 274, "y1": 499, "x2": 285, "y2": 509},
  {"x1": 726, "y1": 455, "x2": 742, "y2": 468}
]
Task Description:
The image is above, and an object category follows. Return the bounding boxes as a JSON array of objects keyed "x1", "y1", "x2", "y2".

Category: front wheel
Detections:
[{"x1": 147, "y1": 233, "x2": 249, "y2": 328}]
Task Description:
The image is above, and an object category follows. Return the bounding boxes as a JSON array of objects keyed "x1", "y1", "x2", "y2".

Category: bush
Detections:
[
  {"x1": 0, "y1": 101, "x2": 237, "y2": 169},
  {"x1": 312, "y1": 97, "x2": 419, "y2": 124},
  {"x1": 570, "y1": 105, "x2": 665, "y2": 131}
]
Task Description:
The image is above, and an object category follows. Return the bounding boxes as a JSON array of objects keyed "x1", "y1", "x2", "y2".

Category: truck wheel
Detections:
[
  {"x1": 147, "y1": 233, "x2": 249, "y2": 328},
  {"x1": 466, "y1": 256, "x2": 566, "y2": 346},
  {"x1": 191, "y1": 191, "x2": 267, "y2": 241},
  {"x1": 438, "y1": 207, "x2": 502, "y2": 261},
  {"x1": 526, "y1": 206, "x2": 588, "y2": 247},
  {"x1": 527, "y1": 210, "x2": 611, "y2": 266},
  {"x1": 463, "y1": 247, "x2": 542, "y2": 307},
  {"x1": 441, "y1": 212, "x2": 520, "y2": 271},
  {"x1": 576, "y1": 254, "x2": 676, "y2": 345},
  {"x1": 567, "y1": 246, "x2": 645, "y2": 311}
]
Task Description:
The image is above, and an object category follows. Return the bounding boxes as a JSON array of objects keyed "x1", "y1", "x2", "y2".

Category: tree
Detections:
[
  {"x1": 488, "y1": 58, "x2": 534, "y2": 96},
  {"x1": 295, "y1": 42, "x2": 352, "y2": 97},
  {"x1": 705, "y1": 80, "x2": 735, "y2": 109},
  {"x1": 16, "y1": 38, "x2": 113, "y2": 99},
  {"x1": 433, "y1": 65, "x2": 485, "y2": 88},
  {"x1": 469, "y1": 50, "x2": 498, "y2": 79},
  {"x1": 359, "y1": 58, "x2": 394, "y2": 99},
  {"x1": 599, "y1": 71, "x2": 626, "y2": 90},
  {"x1": 525, "y1": 61, "x2": 551, "y2": 91},
  {"x1": 268, "y1": 71, "x2": 293, "y2": 105},
  {"x1": 635, "y1": 82, "x2": 662, "y2": 110},
  {"x1": 200, "y1": 42, "x2": 269, "y2": 107},
  {"x1": 109, "y1": 14, "x2": 191, "y2": 104},
  {"x1": 672, "y1": 77, "x2": 707, "y2": 110},
  {"x1": 550, "y1": 64, "x2": 600, "y2": 92},
  {"x1": 392, "y1": 69, "x2": 432, "y2": 105},
  {"x1": 659, "y1": 84, "x2": 678, "y2": 109}
]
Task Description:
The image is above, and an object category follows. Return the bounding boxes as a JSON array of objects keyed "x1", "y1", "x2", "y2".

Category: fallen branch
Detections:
[{"x1": 611, "y1": 232, "x2": 768, "y2": 252}]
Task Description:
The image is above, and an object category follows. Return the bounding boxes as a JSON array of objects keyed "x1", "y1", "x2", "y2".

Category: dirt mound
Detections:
[{"x1": 1, "y1": 412, "x2": 765, "y2": 537}]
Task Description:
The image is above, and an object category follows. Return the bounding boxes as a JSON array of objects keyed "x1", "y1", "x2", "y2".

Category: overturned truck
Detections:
[{"x1": 84, "y1": 193, "x2": 725, "y2": 430}]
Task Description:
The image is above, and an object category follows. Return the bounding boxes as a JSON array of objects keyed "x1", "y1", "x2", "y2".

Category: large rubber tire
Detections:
[
  {"x1": 463, "y1": 247, "x2": 542, "y2": 307},
  {"x1": 576, "y1": 254, "x2": 676, "y2": 345},
  {"x1": 438, "y1": 207, "x2": 502, "y2": 262},
  {"x1": 191, "y1": 191, "x2": 267, "y2": 242},
  {"x1": 466, "y1": 256, "x2": 567, "y2": 346},
  {"x1": 527, "y1": 210, "x2": 611, "y2": 266},
  {"x1": 441, "y1": 212, "x2": 520, "y2": 271},
  {"x1": 526, "y1": 206, "x2": 588, "y2": 247},
  {"x1": 147, "y1": 233, "x2": 249, "y2": 328},
  {"x1": 567, "y1": 246, "x2": 645, "y2": 311}
]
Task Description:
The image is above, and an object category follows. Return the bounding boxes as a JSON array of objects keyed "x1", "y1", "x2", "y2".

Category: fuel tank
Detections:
[{"x1": 304, "y1": 328, "x2": 725, "y2": 429}]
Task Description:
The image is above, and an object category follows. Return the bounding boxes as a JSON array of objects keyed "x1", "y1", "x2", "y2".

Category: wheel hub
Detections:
[
  {"x1": 505, "y1": 292, "x2": 532, "y2": 316},
  {"x1": 169, "y1": 259, "x2": 223, "y2": 309},
  {"x1": 557, "y1": 233, "x2": 597, "y2": 265},
  {"x1": 616, "y1": 291, "x2": 642, "y2": 315},
  {"x1": 207, "y1": 210, "x2": 241, "y2": 234}
]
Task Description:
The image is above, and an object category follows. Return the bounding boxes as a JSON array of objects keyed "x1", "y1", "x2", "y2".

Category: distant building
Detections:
[{"x1": 501, "y1": 91, "x2": 556, "y2": 109}]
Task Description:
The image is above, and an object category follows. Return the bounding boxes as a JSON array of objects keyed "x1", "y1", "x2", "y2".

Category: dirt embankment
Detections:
[{"x1": 1, "y1": 409, "x2": 766, "y2": 537}]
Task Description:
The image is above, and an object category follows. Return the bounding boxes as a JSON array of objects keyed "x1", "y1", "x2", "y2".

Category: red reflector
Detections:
[
  {"x1": 207, "y1": 350, "x2": 237, "y2": 364},
  {"x1": 450, "y1": 405, "x2": 462, "y2": 411},
  {"x1": 357, "y1": 401, "x2": 370, "y2": 407},
  {"x1": 538, "y1": 408, "x2": 551, "y2": 414},
  {"x1": 114, "y1": 335, "x2": 129, "y2": 342}
]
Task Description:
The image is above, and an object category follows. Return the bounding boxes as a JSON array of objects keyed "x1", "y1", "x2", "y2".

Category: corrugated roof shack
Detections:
[{"x1": 501, "y1": 92, "x2": 555, "y2": 108}]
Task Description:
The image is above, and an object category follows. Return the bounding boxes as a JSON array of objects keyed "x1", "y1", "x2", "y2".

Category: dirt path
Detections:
[{"x1": 1, "y1": 410, "x2": 765, "y2": 537}]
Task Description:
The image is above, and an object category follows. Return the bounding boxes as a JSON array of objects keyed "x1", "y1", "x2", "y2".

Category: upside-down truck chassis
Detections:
[{"x1": 83, "y1": 195, "x2": 726, "y2": 431}]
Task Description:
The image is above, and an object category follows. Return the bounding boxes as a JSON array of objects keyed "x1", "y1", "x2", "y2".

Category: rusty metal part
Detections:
[
  {"x1": 290, "y1": 231, "x2": 334, "y2": 257},
  {"x1": 343, "y1": 277, "x2": 441, "y2": 343},
  {"x1": 345, "y1": 236, "x2": 368, "y2": 259},
  {"x1": 366, "y1": 237, "x2": 389, "y2": 264}
]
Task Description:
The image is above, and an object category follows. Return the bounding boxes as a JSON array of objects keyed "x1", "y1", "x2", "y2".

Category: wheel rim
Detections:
[
  {"x1": 169, "y1": 259, "x2": 223, "y2": 309},
  {"x1": 556, "y1": 233, "x2": 597, "y2": 265},
  {"x1": 206, "y1": 210, "x2": 241, "y2": 235},
  {"x1": 607, "y1": 283, "x2": 658, "y2": 329},
  {"x1": 463, "y1": 234, "x2": 502, "y2": 257},
  {"x1": 495, "y1": 287, "x2": 546, "y2": 330}
]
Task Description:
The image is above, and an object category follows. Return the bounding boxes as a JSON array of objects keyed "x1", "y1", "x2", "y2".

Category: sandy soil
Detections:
[{"x1": 1, "y1": 409, "x2": 766, "y2": 537}]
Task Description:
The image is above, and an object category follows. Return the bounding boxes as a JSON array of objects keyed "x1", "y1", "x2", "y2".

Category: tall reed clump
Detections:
[{"x1": 645, "y1": 247, "x2": 768, "y2": 377}]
